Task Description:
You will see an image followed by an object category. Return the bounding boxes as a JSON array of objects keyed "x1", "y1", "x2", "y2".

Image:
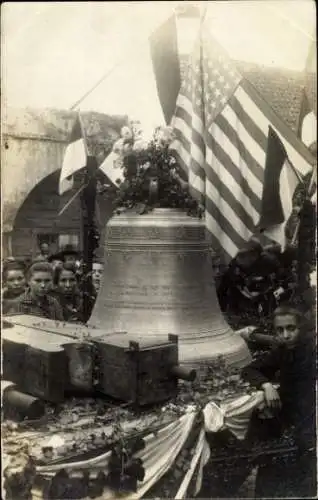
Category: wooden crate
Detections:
[
  {"x1": 94, "y1": 333, "x2": 179, "y2": 405},
  {"x1": 2, "y1": 335, "x2": 67, "y2": 403}
]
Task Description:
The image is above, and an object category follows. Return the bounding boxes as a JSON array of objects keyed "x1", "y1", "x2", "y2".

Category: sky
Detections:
[{"x1": 2, "y1": 1, "x2": 316, "y2": 133}]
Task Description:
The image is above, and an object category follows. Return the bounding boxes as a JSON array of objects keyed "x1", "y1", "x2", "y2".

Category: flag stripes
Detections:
[
  {"x1": 171, "y1": 22, "x2": 313, "y2": 263},
  {"x1": 205, "y1": 127, "x2": 262, "y2": 214},
  {"x1": 215, "y1": 111, "x2": 265, "y2": 184},
  {"x1": 204, "y1": 150, "x2": 258, "y2": 231},
  {"x1": 59, "y1": 113, "x2": 87, "y2": 195}
]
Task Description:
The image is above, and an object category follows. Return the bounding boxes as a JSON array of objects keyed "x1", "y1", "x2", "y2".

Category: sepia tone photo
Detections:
[{"x1": 1, "y1": 1, "x2": 317, "y2": 498}]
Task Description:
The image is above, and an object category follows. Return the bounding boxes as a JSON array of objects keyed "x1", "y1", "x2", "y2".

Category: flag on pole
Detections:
[
  {"x1": 98, "y1": 149, "x2": 126, "y2": 187},
  {"x1": 297, "y1": 88, "x2": 317, "y2": 148},
  {"x1": 170, "y1": 18, "x2": 313, "y2": 264},
  {"x1": 59, "y1": 113, "x2": 87, "y2": 195},
  {"x1": 97, "y1": 13, "x2": 180, "y2": 184},
  {"x1": 259, "y1": 126, "x2": 301, "y2": 250},
  {"x1": 149, "y1": 14, "x2": 181, "y2": 125}
]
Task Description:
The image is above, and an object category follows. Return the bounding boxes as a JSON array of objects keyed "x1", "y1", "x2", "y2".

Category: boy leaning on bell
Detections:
[{"x1": 241, "y1": 303, "x2": 317, "y2": 498}]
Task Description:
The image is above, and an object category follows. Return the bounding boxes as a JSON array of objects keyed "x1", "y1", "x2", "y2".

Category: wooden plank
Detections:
[{"x1": 4, "y1": 315, "x2": 123, "y2": 341}]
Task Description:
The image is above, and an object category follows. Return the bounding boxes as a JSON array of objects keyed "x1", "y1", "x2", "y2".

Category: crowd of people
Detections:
[
  {"x1": 3, "y1": 236, "x2": 314, "y2": 328},
  {"x1": 2, "y1": 244, "x2": 104, "y2": 323},
  {"x1": 2, "y1": 237, "x2": 316, "y2": 498},
  {"x1": 217, "y1": 238, "x2": 303, "y2": 324}
]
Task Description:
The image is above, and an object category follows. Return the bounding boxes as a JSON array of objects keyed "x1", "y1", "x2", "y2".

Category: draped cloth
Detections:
[{"x1": 36, "y1": 391, "x2": 267, "y2": 499}]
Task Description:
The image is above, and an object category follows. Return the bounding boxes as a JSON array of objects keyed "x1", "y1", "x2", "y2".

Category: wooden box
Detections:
[
  {"x1": 2, "y1": 335, "x2": 67, "y2": 403},
  {"x1": 94, "y1": 333, "x2": 179, "y2": 405},
  {"x1": 2, "y1": 316, "x2": 88, "y2": 401}
]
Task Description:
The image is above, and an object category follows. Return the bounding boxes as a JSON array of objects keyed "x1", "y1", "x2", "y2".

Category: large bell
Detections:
[{"x1": 89, "y1": 209, "x2": 251, "y2": 367}]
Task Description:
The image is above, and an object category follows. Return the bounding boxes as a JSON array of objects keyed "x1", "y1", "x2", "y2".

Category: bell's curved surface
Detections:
[{"x1": 89, "y1": 209, "x2": 251, "y2": 367}]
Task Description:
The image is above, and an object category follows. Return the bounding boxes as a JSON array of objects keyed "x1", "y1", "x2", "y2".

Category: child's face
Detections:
[
  {"x1": 29, "y1": 271, "x2": 53, "y2": 297},
  {"x1": 6, "y1": 270, "x2": 26, "y2": 295},
  {"x1": 274, "y1": 314, "x2": 300, "y2": 348},
  {"x1": 92, "y1": 263, "x2": 103, "y2": 292},
  {"x1": 40, "y1": 243, "x2": 49, "y2": 256},
  {"x1": 58, "y1": 269, "x2": 77, "y2": 296}
]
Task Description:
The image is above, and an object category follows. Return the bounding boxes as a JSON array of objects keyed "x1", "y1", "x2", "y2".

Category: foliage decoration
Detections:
[{"x1": 102, "y1": 122, "x2": 204, "y2": 217}]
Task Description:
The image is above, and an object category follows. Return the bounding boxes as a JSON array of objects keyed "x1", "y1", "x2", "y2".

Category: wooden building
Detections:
[{"x1": 2, "y1": 108, "x2": 126, "y2": 260}]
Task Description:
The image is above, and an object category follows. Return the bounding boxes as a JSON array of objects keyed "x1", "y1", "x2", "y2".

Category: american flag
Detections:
[{"x1": 171, "y1": 21, "x2": 313, "y2": 264}]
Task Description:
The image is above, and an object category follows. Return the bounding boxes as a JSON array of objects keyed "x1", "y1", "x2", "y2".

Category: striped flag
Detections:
[
  {"x1": 171, "y1": 20, "x2": 314, "y2": 264},
  {"x1": 59, "y1": 113, "x2": 87, "y2": 195},
  {"x1": 259, "y1": 127, "x2": 301, "y2": 250}
]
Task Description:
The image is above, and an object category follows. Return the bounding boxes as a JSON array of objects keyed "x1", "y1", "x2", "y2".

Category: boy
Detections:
[
  {"x1": 34, "y1": 242, "x2": 50, "y2": 262},
  {"x1": 217, "y1": 238, "x2": 280, "y2": 320},
  {"x1": 242, "y1": 304, "x2": 317, "y2": 497},
  {"x1": 18, "y1": 262, "x2": 64, "y2": 320},
  {"x1": 2, "y1": 261, "x2": 27, "y2": 315},
  {"x1": 92, "y1": 260, "x2": 104, "y2": 293}
]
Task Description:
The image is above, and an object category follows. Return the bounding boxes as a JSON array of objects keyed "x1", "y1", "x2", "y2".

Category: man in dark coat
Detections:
[
  {"x1": 217, "y1": 238, "x2": 281, "y2": 322},
  {"x1": 241, "y1": 304, "x2": 317, "y2": 497}
]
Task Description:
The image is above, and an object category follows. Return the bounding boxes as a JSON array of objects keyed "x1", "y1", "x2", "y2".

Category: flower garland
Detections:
[{"x1": 102, "y1": 122, "x2": 204, "y2": 217}]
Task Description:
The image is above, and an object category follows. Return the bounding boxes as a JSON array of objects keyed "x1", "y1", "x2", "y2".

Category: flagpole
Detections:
[
  {"x1": 290, "y1": 164, "x2": 315, "y2": 245},
  {"x1": 77, "y1": 110, "x2": 89, "y2": 156},
  {"x1": 58, "y1": 183, "x2": 88, "y2": 217}
]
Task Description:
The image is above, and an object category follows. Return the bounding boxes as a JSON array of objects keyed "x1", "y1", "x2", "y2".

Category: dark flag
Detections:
[
  {"x1": 259, "y1": 126, "x2": 301, "y2": 249},
  {"x1": 150, "y1": 14, "x2": 181, "y2": 125}
]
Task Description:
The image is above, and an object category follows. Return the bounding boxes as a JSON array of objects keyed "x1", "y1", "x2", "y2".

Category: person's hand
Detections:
[{"x1": 261, "y1": 382, "x2": 281, "y2": 410}]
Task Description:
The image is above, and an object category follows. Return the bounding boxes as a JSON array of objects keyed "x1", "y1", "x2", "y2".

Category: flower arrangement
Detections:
[{"x1": 103, "y1": 122, "x2": 204, "y2": 217}]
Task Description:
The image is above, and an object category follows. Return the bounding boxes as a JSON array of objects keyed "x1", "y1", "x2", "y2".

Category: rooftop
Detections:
[
  {"x1": 180, "y1": 56, "x2": 317, "y2": 134},
  {"x1": 3, "y1": 107, "x2": 128, "y2": 159}
]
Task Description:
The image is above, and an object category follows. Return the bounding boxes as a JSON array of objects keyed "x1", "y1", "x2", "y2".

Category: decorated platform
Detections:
[{"x1": 2, "y1": 352, "x2": 299, "y2": 500}]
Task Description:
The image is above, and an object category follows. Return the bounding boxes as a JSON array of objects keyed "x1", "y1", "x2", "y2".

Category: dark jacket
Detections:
[
  {"x1": 218, "y1": 252, "x2": 280, "y2": 312},
  {"x1": 242, "y1": 335, "x2": 317, "y2": 450},
  {"x1": 2, "y1": 290, "x2": 25, "y2": 315},
  {"x1": 53, "y1": 291, "x2": 84, "y2": 323},
  {"x1": 16, "y1": 289, "x2": 64, "y2": 321}
]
